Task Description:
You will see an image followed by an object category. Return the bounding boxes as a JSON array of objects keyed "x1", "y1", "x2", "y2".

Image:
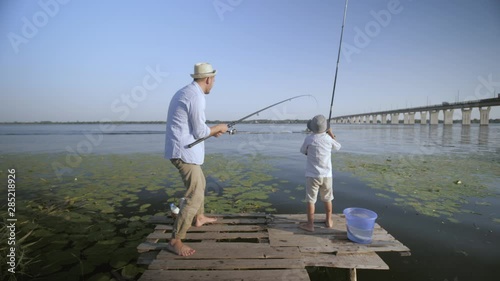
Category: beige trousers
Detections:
[
  {"x1": 305, "y1": 177, "x2": 334, "y2": 204},
  {"x1": 170, "y1": 159, "x2": 206, "y2": 239}
]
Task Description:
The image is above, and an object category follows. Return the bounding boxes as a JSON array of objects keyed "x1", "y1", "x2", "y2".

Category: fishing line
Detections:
[
  {"x1": 328, "y1": 0, "x2": 349, "y2": 128},
  {"x1": 188, "y1": 94, "x2": 316, "y2": 148}
]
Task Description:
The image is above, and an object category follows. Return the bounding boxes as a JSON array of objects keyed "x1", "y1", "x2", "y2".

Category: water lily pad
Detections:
[
  {"x1": 45, "y1": 250, "x2": 79, "y2": 266},
  {"x1": 121, "y1": 264, "x2": 140, "y2": 279},
  {"x1": 109, "y1": 248, "x2": 136, "y2": 269},
  {"x1": 87, "y1": 273, "x2": 112, "y2": 281}
]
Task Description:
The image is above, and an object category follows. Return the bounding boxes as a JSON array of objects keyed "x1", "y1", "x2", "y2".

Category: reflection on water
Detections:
[
  {"x1": 479, "y1": 125, "x2": 490, "y2": 146},
  {"x1": 460, "y1": 125, "x2": 471, "y2": 145}
]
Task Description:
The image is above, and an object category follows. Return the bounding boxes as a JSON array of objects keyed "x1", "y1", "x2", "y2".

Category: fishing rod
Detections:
[
  {"x1": 188, "y1": 94, "x2": 313, "y2": 148},
  {"x1": 328, "y1": 0, "x2": 349, "y2": 128}
]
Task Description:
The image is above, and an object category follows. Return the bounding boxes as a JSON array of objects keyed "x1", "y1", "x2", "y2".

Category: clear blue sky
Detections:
[{"x1": 1, "y1": 0, "x2": 499, "y2": 122}]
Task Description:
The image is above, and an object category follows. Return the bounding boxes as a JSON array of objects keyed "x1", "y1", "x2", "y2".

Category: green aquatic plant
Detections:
[
  {"x1": 333, "y1": 152, "x2": 499, "y2": 223},
  {"x1": 0, "y1": 152, "x2": 282, "y2": 280},
  {"x1": 0, "y1": 220, "x2": 39, "y2": 281}
]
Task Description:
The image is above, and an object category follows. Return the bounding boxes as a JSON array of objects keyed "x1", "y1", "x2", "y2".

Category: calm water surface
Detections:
[{"x1": 1, "y1": 123, "x2": 499, "y2": 281}]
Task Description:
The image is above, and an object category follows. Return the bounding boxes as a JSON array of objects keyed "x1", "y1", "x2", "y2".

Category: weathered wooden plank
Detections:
[
  {"x1": 148, "y1": 216, "x2": 267, "y2": 225},
  {"x1": 146, "y1": 228, "x2": 167, "y2": 243},
  {"x1": 154, "y1": 224, "x2": 266, "y2": 232},
  {"x1": 301, "y1": 252, "x2": 389, "y2": 270},
  {"x1": 270, "y1": 214, "x2": 346, "y2": 224},
  {"x1": 147, "y1": 231, "x2": 268, "y2": 240},
  {"x1": 268, "y1": 229, "x2": 394, "y2": 244},
  {"x1": 300, "y1": 241, "x2": 410, "y2": 254},
  {"x1": 271, "y1": 213, "x2": 344, "y2": 220},
  {"x1": 149, "y1": 258, "x2": 305, "y2": 270},
  {"x1": 268, "y1": 222, "x2": 387, "y2": 235},
  {"x1": 138, "y1": 269, "x2": 310, "y2": 281},
  {"x1": 137, "y1": 251, "x2": 159, "y2": 265},
  {"x1": 268, "y1": 228, "x2": 409, "y2": 253},
  {"x1": 156, "y1": 243, "x2": 302, "y2": 260},
  {"x1": 138, "y1": 213, "x2": 411, "y2": 281}
]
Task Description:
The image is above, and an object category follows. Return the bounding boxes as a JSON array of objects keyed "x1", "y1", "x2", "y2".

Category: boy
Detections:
[{"x1": 299, "y1": 114, "x2": 341, "y2": 232}]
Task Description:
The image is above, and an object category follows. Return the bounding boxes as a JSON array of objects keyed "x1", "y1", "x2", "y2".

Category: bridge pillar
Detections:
[
  {"x1": 391, "y1": 113, "x2": 399, "y2": 124},
  {"x1": 461, "y1": 108, "x2": 471, "y2": 125},
  {"x1": 430, "y1": 110, "x2": 439, "y2": 125},
  {"x1": 365, "y1": 115, "x2": 370, "y2": 124},
  {"x1": 357, "y1": 116, "x2": 362, "y2": 124},
  {"x1": 371, "y1": 115, "x2": 376, "y2": 124},
  {"x1": 479, "y1": 107, "x2": 491, "y2": 126},
  {"x1": 443, "y1": 109, "x2": 454, "y2": 125},
  {"x1": 408, "y1": 112, "x2": 415, "y2": 124},
  {"x1": 381, "y1": 114, "x2": 387, "y2": 124},
  {"x1": 403, "y1": 113, "x2": 409, "y2": 124},
  {"x1": 420, "y1": 111, "x2": 427, "y2": 125}
]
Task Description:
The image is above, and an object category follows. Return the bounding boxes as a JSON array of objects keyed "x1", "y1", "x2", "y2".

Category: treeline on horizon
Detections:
[{"x1": 2, "y1": 119, "x2": 500, "y2": 124}]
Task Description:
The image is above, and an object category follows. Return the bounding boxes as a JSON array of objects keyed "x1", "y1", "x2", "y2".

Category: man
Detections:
[{"x1": 164, "y1": 62, "x2": 228, "y2": 256}]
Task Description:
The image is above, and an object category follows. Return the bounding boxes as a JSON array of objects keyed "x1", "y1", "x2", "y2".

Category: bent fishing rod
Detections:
[
  {"x1": 328, "y1": 0, "x2": 349, "y2": 128},
  {"x1": 188, "y1": 94, "x2": 313, "y2": 148}
]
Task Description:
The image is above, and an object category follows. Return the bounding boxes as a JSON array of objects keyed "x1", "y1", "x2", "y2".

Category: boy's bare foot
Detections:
[
  {"x1": 166, "y1": 239, "x2": 195, "y2": 256},
  {"x1": 325, "y1": 219, "x2": 334, "y2": 228},
  {"x1": 195, "y1": 215, "x2": 218, "y2": 227},
  {"x1": 299, "y1": 222, "x2": 315, "y2": 232}
]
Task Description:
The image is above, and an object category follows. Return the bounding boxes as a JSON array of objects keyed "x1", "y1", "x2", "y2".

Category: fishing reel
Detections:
[{"x1": 227, "y1": 128, "x2": 237, "y2": 135}]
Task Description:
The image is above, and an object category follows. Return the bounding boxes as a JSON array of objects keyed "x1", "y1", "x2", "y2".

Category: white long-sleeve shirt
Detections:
[
  {"x1": 300, "y1": 133, "x2": 341, "y2": 178},
  {"x1": 164, "y1": 82, "x2": 211, "y2": 165}
]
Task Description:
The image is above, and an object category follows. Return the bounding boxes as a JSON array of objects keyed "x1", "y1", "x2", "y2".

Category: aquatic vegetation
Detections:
[
  {"x1": 332, "y1": 153, "x2": 499, "y2": 223},
  {"x1": 0, "y1": 153, "x2": 280, "y2": 280}
]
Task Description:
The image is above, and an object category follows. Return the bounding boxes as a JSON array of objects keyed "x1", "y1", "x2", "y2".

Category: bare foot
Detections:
[
  {"x1": 166, "y1": 239, "x2": 195, "y2": 256},
  {"x1": 195, "y1": 215, "x2": 218, "y2": 227},
  {"x1": 325, "y1": 219, "x2": 334, "y2": 229},
  {"x1": 299, "y1": 223, "x2": 315, "y2": 232}
]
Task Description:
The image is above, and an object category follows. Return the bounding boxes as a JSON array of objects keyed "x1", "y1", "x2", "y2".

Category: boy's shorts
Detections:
[{"x1": 305, "y1": 177, "x2": 333, "y2": 204}]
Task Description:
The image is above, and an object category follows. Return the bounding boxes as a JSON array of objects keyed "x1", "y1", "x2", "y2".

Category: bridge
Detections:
[{"x1": 331, "y1": 97, "x2": 500, "y2": 125}]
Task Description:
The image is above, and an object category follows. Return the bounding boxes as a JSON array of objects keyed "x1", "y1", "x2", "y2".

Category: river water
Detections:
[{"x1": 1, "y1": 123, "x2": 499, "y2": 281}]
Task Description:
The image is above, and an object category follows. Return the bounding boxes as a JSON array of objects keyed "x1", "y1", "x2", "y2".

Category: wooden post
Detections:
[{"x1": 350, "y1": 268, "x2": 357, "y2": 281}]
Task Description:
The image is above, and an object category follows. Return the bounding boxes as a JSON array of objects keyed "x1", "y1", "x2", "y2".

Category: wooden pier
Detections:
[{"x1": 137, "y1": 213, "x2": 410, "y2": 281}]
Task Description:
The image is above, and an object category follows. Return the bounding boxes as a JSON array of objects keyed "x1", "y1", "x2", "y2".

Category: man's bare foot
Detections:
[
  {"x1": 195, "y1": 215, "x2": 218, "y2": 227},
  {"x1": 166, "y1": 239, "x2": 195, "y2": 256},
  {"x1": 325, "y1": 219, "x2": 334, "y2": 228},
  {"x1": 299, "y1": 222, "x2": 315, "y2": 232}
]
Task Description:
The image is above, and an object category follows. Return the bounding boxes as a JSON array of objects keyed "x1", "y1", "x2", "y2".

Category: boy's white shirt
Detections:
[{"x1": 300, "y1": 133, "x2": 341, "y2": 178}]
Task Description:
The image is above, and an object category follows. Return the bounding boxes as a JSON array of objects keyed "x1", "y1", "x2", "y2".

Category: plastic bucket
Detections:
[{"x1": 343, "y1": 207, "x2": 378, "y2": 244}]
